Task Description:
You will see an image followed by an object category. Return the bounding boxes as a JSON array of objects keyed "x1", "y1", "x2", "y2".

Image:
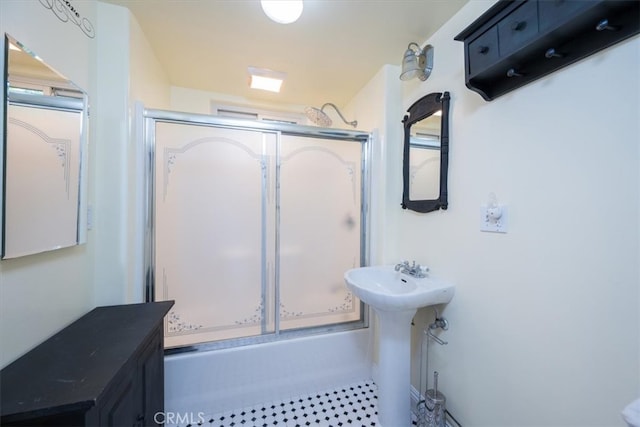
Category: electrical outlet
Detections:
[{"x1": 480, "y1": 204, "x2": 508, "y2": 233}]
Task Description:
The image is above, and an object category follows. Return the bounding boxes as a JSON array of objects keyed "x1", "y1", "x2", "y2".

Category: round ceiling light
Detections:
[{"x1": 260, "y1": 0, "x2": 303, "y2": 24}]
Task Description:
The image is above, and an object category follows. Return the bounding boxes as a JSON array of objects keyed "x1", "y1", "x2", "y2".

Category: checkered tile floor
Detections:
[{"x1": 179, "y1": 380, "x2": 418, "y2": 427}]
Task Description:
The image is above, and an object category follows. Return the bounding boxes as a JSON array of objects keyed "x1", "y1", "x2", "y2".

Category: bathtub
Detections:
[{"x1": 164, "y1": 328, "x2": 373, "y2": 416}]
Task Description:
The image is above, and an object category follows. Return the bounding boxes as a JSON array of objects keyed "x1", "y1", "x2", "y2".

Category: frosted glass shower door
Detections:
[
  {"x1": 278, "y1": 135, "x2": 362, "y2": 329},
  {"x1": 154, "y1": 122, "x2": 276, "y2": 348},
  {"x1": 151, "y1": 118, "x2": 366, "y2": 349}
]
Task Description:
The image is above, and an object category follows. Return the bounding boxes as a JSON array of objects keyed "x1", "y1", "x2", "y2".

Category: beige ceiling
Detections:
[{"x1": 101, "y1": 0, "x2": 468, "y2": 108}]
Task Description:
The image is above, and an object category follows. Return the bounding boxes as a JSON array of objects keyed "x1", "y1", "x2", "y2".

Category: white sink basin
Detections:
[{"x1": 344, "y1": 265, "x2": 455, "y2": 312}]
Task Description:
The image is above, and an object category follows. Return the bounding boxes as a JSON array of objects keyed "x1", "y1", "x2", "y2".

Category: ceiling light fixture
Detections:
[
  {"x1": 260, "y1": 0, "x2": 303, "y2": 24},
  {"x1": 400, "y1": 42, "x2": 434, "y2": 81},
  {"x1": 248, "y1": 66, "x2": 286, "y2": 93}
]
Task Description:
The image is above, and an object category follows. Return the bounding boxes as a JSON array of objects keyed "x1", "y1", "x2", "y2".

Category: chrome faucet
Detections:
[{"x1": 394, "y1": 260, "x2": 428, "y2": 278}]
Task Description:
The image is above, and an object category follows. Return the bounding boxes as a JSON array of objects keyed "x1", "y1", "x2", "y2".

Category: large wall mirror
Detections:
[
  {"x1": 401, "y1": 91, "x2": 450, "y2": 213},
  {"x1": 2, "y1": 34, "x2": 89, "y2": 259}
]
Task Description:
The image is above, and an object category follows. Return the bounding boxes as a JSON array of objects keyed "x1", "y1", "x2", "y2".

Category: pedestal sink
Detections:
[{"x1": 344, "y1": 265, "x2": 454, "y2": 426}]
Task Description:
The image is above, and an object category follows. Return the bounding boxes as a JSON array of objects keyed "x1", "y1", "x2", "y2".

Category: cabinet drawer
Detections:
[
  {"x1": 538, "y1": 0, "x2": 596, "y2": 33},
  {"x1": 468, "y1": 26, "x2": 499, "y2": 76},
  {"x1": 498, "y1": 1, "x2": 539, "y2": 56}
]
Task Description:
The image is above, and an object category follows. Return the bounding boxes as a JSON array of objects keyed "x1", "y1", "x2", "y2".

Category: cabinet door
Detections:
[
  {"x1": 99, "y1": 376, "x2": 142, "y2": 427},
  {"x1": 139, "y1": 332, "x2": 164, "y2": 426}
]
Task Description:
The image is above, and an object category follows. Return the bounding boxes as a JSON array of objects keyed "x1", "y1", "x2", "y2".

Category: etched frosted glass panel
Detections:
[
  {"x1": 154, "y1": 122, "x2": 274, "y2": 348},
  {"x1": 278, "y1": 135, "x2": 362, "y2": 330},
  {"x1": 3, "y1": 104, "x2": 81, "y2": 258}
]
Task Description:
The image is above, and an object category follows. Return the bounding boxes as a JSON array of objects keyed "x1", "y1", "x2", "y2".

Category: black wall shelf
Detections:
[{"x1": 455, "y1": 0, "x2": 640, "y2": 101}]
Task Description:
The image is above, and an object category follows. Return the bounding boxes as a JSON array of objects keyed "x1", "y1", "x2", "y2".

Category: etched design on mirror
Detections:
[
  {"x1": 8, "y1": 116, "x2": 72, "y2": 194},
  {"x1": 2, "y1": 34, "x2": 89, "y2": 259}
]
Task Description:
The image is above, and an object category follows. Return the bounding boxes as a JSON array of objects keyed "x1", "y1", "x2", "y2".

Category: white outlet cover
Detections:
[{"x1": 480, "y1": 204, "x2": 508, "y2": 233}]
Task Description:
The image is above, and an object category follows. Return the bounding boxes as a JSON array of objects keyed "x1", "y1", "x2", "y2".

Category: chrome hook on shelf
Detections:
[{"x1": 595, "y1": 19, "x2": 619, "y2": 32}]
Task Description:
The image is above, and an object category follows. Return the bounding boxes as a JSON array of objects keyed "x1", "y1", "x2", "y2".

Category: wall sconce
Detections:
[{"x1": 400, "y1": 42, "x2": 434, "y2": 81}]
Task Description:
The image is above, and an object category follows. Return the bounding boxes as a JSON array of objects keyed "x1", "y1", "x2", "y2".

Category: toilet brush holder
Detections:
[
  {"x1": 424, "y1": 371, "x2": 446, "y2": 427},
  {"x1": 425, "y1": 388, "x2": 446, "y2": 427}
]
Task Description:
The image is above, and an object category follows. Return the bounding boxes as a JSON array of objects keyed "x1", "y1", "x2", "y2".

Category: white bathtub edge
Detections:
[{"x1": 164, "y1": 328, "x2": 373, "y2": 415}]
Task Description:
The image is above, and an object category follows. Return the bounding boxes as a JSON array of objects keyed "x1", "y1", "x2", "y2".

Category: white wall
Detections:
[
  {"x1": 387, "y1": 1, "x2": 639, "y2": 425},
  {"x1": 92, "y1": 1, "x2": 170, "y2": 305},
  {"x1": 170, "y1": 85, "x2": 305, "y2": 117},
  {"x1": 345, "y1": 64, "x2": 402, "y2": 267},
  {"x1": 127, "y1": 12, "x2": 171, "y2": 302},
  {"x1": 0, "y1": 0, "x2": 96, "y2": 368},
  {"x1": 342, "y1": 64, "x2": 402, "y2": 381},
  {"x1": 91, "y1": 1, "x2": 130, "y2": 306},
  {"x1": 129, "y1": 17, "x2": 171, "y2": 111}
]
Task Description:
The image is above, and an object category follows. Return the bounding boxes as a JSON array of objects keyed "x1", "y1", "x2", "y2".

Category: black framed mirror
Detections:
[{"x1": 401, "y1": 91, "x2": 450, "y2": 213}]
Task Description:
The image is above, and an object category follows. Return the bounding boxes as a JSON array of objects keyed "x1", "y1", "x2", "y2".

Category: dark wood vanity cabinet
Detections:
[
  {"x1": 0, "y1": 301, "x2": 173, "y2": 426},
  {"x1": 455, "y1": 0, "x2": 640, "y2": 101}
]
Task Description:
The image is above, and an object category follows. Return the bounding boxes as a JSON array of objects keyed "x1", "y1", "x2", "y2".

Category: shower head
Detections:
[
  {"x1": 304, "y1": 106, "x2": 333, "y2": 127},
  {"x1": 304, "y1": 103, "x2": 357, "y2": 128}
]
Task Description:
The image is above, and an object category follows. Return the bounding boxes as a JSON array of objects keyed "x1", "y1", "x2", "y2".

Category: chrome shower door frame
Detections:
[{"x1": 142, "y1": 108, "x2": 371, "y2": 352}]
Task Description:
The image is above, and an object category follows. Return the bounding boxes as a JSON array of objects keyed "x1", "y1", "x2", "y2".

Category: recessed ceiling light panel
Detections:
[{"x1": 248, "y1": 66, "x2": 287, "y2": 93}]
